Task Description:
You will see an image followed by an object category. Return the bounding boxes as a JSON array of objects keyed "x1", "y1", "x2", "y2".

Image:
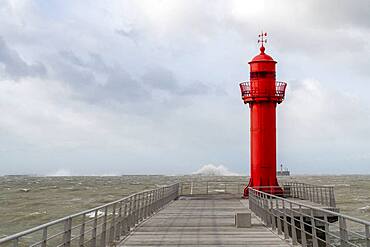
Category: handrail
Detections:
[
  {"x1": 249, "y1": 187, "x2": 370, "y2": 247},
  {"x1": 284, "y1": 181, "x2": 336, "y2": 207},
  {"x1": 179, "y1": 181, "x2": 335, "y2": 207},
  {"x1": 179, "y1": 181, "x2": 248, "y2": 195},
  {"x1": 0, "y1": 183, "x2": 180, "y2": 246}
]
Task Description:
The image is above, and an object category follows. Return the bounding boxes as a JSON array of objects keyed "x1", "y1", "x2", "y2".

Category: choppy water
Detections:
[{"x1": 0, "y1": 175, "x2": 369, "y2": 238}]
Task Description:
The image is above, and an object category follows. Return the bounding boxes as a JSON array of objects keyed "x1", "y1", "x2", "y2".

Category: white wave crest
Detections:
[
  {"x1": 359, "y1": 205, "x2": 370, "y2": 213},
  {"x1": 193, "y1": 164, "x2": 238, "y2": 176},
  {"x1": 47, "y1": 169, "x2": 72, "y2": 176}
]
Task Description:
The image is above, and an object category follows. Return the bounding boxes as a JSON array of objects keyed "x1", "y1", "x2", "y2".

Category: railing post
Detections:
[
  {"x1": 138, "y1": 193, "x2": 142, "y2": 222},
  {"x1": 145, "y1": 191, "x2": 150, "y2": 217},
  {"x1": 132, "y1": 194, "x2": 137, "y2": 225},
  {"x1": 156, "y1": 189, "x2": 160, "y2": 209},
  {"x1": 142, "y1": 192, "x2": 147, "y2": 219},
  {"x1": 63, "y1": 218, "x2": 72, "y2": 247},
  {"x1": 91, "y1": 210, "x2": 98, "y2": 247},
  {"x1": 122, "y1": 200, "x2": 128, "y2": 236},
  {"x1": 101, "y1": 206, "x2": 108, "y2": 246},
  {"x1": 304, "y1": 184, "x2": 308, "y2": 200},
  {"x1": 365, "y1": 224, "x2": 370, "y2": 247},
  {"x1": 324, "y1": 215, "x2": 330, "y2": 247},
  {"x1": 13, "y1": 238, "x2": 19, "y2": 247},
  {"x1": 300, "y1": 183, "x2": 304, "y2": 199},
  {"x1": 41, "y1": 226, "x2": 47, "y2": 247},
  {"x1": 299, "y1": 205, "x2": 307, "y2": 247},
  {"x1": 270, "y1": 198, "x2": 276, "y2": 231},
  {"x1": 276, "y1": 199, "x2": 282, "y2": 235},
  {"x1": 290, "y1": 202, "x2": 298, "y2": 245},
  {"x1": 311, "y1": 186, "x2": 314, "y2": 202},
  {"x1": 108, "y1": 204, "x2": 115, "y2": 244},
  {"x1": 206, "y1": 182, "x2": 209, "y2": 194},
  {"x1": 128, "y1": 196, "x2": 133, "y2": 229},
  {"x1": 154, "y1": 189, "x2": 158, "y2": 212},
  {"x1": 331, "y1": 187, "x2": 336, "y2": 207},
  {"x1": 161, "y1": 187, "x2": 165, "y2": 207},
  {"x1": 339, "y1": 216, "x2": 349, "y2": 247},
  {"x1": 144, "y1": 192, "x2": 149, "y2": 219},
  {"x1": 310, "y1": 209, "x2": 318, "y2": 247},
  {"x1": 264, "y1": 194, "x2": 270, "y2": 226},
  {"x1": 149, "y1": 191, "x2": 154, "y2": 214},
  {"x1": 282, "y1": 200, "x2": 289, "y2": 239},
  {"x1": 156, "y1": 189, "x2": 159, "y2": 211},
  {"x1": 79, "y1": 214, "x2": 85, "y2": 247},
  {"x1": 115, "y1": 201, "x2": 123, "y2": 241},
  {"x1": 135, "y1": 194, "x2": 140, "y2": 225}
]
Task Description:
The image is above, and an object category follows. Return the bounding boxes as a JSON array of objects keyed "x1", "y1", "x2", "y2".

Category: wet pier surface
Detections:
[{"x1": 119, "y1": 195, "x2": 292, "y2": 247}]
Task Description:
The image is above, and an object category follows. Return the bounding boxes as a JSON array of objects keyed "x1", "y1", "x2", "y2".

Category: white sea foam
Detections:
[
  {"x1": 86, "y1": 210, "x2": 105, "y2": 218},
  {"x1": 47, "y1": 169, "x2": 72, "y2": 176},
  {"x1": 86, "y1": 210, "x2": 121, "y2": 218},
  {"x1": 359, "y1": 205, "x2": 370, "y2": 212},
  {"x1": 45, "y1": 169, "x2": 119, "y2": 176},
  {"x1": 335, "y1": 184, "x2": 350, "y2": 187},
  {"x1": 193, "y1": 164, "x2": 238, "y2": 176}
]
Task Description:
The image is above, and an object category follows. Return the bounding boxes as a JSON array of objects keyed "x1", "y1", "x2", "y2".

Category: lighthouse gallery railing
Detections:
[
  {"x1": 0, "y1": 183, "x2": 179, "y2": 247},
  {"x1": 239, "y1": 81, "x2": 287, "y2": 99}
]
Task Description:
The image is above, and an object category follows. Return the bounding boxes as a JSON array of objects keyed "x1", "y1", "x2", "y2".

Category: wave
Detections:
[
  {"x1": 359, "y1": 205, "x2": 370, "y2": 213},
  {"x1": 46, "y1": 169, "x2": 72, "y2": 176},
  {"x1": 193, "y1": 164, "x2": 238, "y2": 176},
  {"x1": 45, "y1": 169, "x2": 119, "y2": 176}
]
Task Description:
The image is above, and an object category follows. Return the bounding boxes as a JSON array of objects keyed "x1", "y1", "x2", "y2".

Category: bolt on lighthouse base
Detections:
[{"x1": 239, "y1": 32, "x2": 287, "y2": 198}]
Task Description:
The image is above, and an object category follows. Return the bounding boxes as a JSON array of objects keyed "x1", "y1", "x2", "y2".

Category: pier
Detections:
[
  {"x1": 1, "y1": 181, "x2": 370, "y2": 247},
  {"x1": 119, "y1": 194, "x2": 290, "y2": 246}
]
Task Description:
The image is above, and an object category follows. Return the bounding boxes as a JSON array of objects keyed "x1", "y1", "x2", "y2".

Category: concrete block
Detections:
[{"x1": 235, "y1": 212, "x2": 251, "y2": 228}]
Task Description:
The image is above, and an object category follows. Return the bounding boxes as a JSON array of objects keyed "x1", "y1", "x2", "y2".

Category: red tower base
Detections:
[{"x1": 243, "y1": 180, "x2": 284, "y2": 198}]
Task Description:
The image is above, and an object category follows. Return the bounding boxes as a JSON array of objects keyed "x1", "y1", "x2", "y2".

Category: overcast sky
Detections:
[{"x1": 0, "y1": 0, "x2": 369, "y2": 175}]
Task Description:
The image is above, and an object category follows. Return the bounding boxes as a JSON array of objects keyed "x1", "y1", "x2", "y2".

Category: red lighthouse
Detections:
[{"x1": 239, "y1": 32, "x2": 287, "y2": 197}]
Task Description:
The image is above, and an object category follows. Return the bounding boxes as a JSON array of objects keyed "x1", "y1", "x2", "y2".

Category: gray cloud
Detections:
[
  {"x1": 0, "y1": 1, "x2": 369, "y2": 175},
  {"x1": 141, "y1": 66, "x2": 210, "y2": 95},
  {"x1": 0, "y1": 37, "x2": 46, "y2": 79},
  {"x1": 307, "y1": 0, "x2": 370, "y2": 29},
  {"x1": 116, "y1": 28, "x2": 141, "y2": 44}
]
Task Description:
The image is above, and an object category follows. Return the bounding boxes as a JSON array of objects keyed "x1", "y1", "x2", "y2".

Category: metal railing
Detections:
[
  {"x1": 249, "y1": 187, "x2": 370, "y2": 247},
  {"x1": 0, "y1": 183, "x2": 179, "y2": 247},
  {"x1": 239, "y1": 81, "x2": 287, "y2": 103},
  {"x1": 284, "y1": 182, "x2": 336, "y2": 208},
  {"x1": 179, "y1": 181, "x2": 335, "y2": 207},
  {"x1": 179, "y1": 181, "x2": 247, "y2": 195}
]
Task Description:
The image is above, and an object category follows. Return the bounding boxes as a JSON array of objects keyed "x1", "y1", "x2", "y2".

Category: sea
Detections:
[{"x1": 0, "y1": 175, "x2": 369, "y2": 238}]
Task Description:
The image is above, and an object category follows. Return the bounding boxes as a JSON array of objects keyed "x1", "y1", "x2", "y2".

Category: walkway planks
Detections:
[{"x1": 119, "y1": 195, "x2": 292, "y2": 246}]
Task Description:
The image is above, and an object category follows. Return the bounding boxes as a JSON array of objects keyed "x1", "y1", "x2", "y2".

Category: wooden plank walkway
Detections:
[{"x1": 119, "y1": 195, "x2": 292, "y2": 246}]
